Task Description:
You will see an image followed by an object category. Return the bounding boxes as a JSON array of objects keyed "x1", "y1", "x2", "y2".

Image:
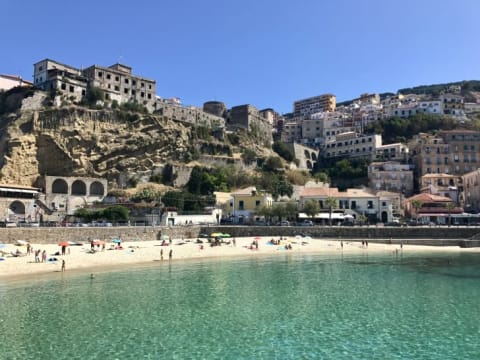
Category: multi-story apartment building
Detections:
[
  {"x1": 293, "y1": 93, "x2": 336, "y2": 117},
  {"x1": 368, "y1": 161, "x2": 414, "y2": 196},
  {"x1": 440, "y1": 93, "x2": 464, "y2": 115},
  {"x1": 33, "y1": 59, "x2": 156, "y2": 112},
  {"x1": 375, "y1": 142, "x2": 409, "y2": 162},
  {"x1": 324, "y1": 132, "x2": 382, "y2": 160},
  {"x1": 280, "y1": 121, "x2": 302, "y2": 143},
  {"x1": 411, "y1": 130, "x2": 480, "y2": 177}
]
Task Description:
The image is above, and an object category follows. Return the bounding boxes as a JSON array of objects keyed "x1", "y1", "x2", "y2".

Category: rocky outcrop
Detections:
[{"x1": 0, "y1": 106, "x2": 260, "y2": 187}]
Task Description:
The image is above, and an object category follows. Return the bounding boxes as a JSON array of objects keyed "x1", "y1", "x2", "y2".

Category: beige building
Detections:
[
  {"x1": 0, "y1": 75, "x2": 33, "y2": 91},
  {"x1": 294, "y1": 93, "x2": 336, "y2": 117},
  {"x1": 461, "y1": 169, "x2": 480, "y2": 212},
  {"x1": 420, "y1": 173, "x2": 462, "y2": 203},
  {"x1": 411, "y1": 130, "x2": 480, "y2": 177},
  {"x1": 368, "y1": 162, "x2": 414, "y2": 196}
]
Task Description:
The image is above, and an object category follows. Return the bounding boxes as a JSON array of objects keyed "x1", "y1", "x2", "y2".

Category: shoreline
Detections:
[{"x1": 1, "y1": 237, "x2": 478, "y2": 283}]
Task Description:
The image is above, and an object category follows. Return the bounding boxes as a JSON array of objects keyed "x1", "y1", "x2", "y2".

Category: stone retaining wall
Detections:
[{"x1": 2, "y1": 225, "x2": 480, "y2": 247}]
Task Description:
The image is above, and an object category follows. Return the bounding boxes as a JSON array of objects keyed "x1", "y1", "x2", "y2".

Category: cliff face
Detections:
[{"x1": 0, "y1": 107, "x2": 233, "y2": 187}]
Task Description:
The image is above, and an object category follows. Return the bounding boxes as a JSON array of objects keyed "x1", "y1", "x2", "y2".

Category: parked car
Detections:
[
  {"x1": 279, "y1": 220, "x2": 290, "y2": 226},
  {"x1": 300, "y1": 220, "x2": 314, "y2": 226}
]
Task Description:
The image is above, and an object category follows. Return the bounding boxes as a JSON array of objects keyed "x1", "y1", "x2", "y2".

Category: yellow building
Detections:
[{"x1": 227, "y1": 187, "x2": 273, "y2": 224}]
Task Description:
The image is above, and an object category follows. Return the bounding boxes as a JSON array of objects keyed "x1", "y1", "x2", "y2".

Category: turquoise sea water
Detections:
[{"x1": 1, "y1": 252, "x2": 480, "y2": 359}]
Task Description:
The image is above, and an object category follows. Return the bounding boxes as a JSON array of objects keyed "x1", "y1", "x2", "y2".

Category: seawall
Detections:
[{"x1": 2, "y1": 225, "x2": 480, "y2": 248}]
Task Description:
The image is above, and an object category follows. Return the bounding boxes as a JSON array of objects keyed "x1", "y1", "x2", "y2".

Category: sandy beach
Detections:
[{"x1": 0, "y1": 236, "x2": 477, "y2": 281}]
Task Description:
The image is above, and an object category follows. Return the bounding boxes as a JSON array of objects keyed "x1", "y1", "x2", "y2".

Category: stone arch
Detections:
[
  {"x1": 90, "y1": 181, "x2": 105, "y2": 196},
  {"x1": 311, "y1": 152, "x2": 317, "y2": 161},
  {"x1": 306, "y1": 160, "x2": 313, "y2": 169},
  {"x1": 71, "y1": 180, "x2": 87, "y2": 195},
  {"x1": 52, "y1": 178, "x2": 68, "y2": 194},
  {"x1": 9, "y1": 201, "x2": 25, "y2": 219},
  {"x1": 304, "y1": 150, "x2": 311, "y2": 159}
]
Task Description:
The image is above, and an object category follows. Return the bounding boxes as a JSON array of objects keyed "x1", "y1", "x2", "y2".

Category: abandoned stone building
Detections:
[{"x1": 33, "y1": 59, "x2": 157, "y2": 112}]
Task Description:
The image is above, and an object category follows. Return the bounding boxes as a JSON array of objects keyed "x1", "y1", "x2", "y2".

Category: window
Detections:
[
  {"x1": 382, "y1": 201, "x2": 387, "y2": 207},
  {"x1": 114, "y1": 85, "x2": 119, "y2": 91},
  {"x1": 367, "y1": 201, "x2": 373, "y2": 209},
  {"x1": 81, "y1": 89, "x2": 86, "y2": 96},
  {"x1": 148, "y1": 84, "x2": 152, "y2": 89},
  {"x1": 39, "y1": 66, "x2": 43, "y2": 71},
  {"x1": 239, "y1": 201, "x2": 244, "y2": 210},
  {"x1": 61, "y1": 83, "x2": 66, "y2": 90},
  {"x1": 147, "y1": 94, "x2": 152, "y2": 99},
  {"x1": 255, "y1": 200, "x2": 260, "y2": 207},
  {"x1": 106, "y1": 74, "x2": 111, "y2": 80},
  {"x1": 141, "y1": 82, "x2": 144, "y2": 87},
  {"x1": 115, "y1": 76, "x2": 119, "y2": 81},
  {"x1": 132, "y1": 80, "x2": 136, "y2": 86},
  {"x1": 98, "y1": 72, "x2": 103, "y2": 77},
  {"x1": 124, "y1": 88, "x2": 129, "y2": 94},
  {"x1": 69, "y1": 85, "x2": 74, "y2": 93},
  {"x1": 132, "y1": 90, "x2": 136, "y2": 95},
  {"x1": 351, "y1": 201, "x2": 356, "y2": 209}
]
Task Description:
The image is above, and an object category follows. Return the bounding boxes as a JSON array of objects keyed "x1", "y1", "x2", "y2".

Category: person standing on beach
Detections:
[
  {"x1": 169, "y1": 249, "x2": 173, "y2": 260},
  {"x1": 160, "y1": 248, "x2": 164, "y2": 261},
  {"x1": 341, "y1": 240, "x2": 343, "y2": 249},
  {"x1": 42, "y1": 250, "x2": 47, "y2": 263},
  {"x1": 61, "y1": 260, "x2": 66, "y2": 272}
]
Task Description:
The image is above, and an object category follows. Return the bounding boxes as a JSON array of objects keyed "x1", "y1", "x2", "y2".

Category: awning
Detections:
[{"x1": 298, "y1": 212, "x2": 347, "y2": 220}]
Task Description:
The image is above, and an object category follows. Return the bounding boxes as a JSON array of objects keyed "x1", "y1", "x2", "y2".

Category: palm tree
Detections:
[
  {"x1": 325, "y1": 197, "x2": 338, "y2": 226},
  {"x1": 446, "y1": 202, "x2": 455, "y2": 227},
  {"x1": 411, "y1": 200, "x2": 423, "y2": 224}
]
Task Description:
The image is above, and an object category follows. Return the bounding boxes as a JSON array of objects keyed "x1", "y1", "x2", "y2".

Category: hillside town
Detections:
[{"x1": 1, "y1": 58, "x2": 480, "y2": 228}]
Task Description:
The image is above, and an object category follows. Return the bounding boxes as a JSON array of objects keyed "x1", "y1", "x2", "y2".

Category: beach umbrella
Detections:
[
  {"x1": 112, "y1": 238, "x2": 122, "y2": 244},
  {"x1": 199, "y1": 233, "x2": 209, "y2": 238},
  {"x1": 221, "y1": 233, "x2": 231, "y2": 238},
  {"x1": 58, "y1": 241, "x2": 70, "y2": 247},
  {"x1": 254, "y1": 236, "x2": 262, "y2": 240},
  {"x1": 92, "y1": 240, "x2": 105, "y2": 245},
  {"x1": 303, "y1": 236, "x2": 312, "y2": 241},
  {"x1": 210, "y1": 232, "x2": 223, "y2": 238}
]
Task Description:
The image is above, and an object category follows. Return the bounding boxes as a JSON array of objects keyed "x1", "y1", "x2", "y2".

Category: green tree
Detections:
[
  {"x1": 102, "y1": 205, "x2": 129, "y2": 221},
  {"x1": 303, "y1": 199, "x2": 320, "y2": 220},
  {"x1": 272, "y1": 141, "x2": 294, "y2": 162},
  {"x1": 271, "y1": 203, "x2": 287, "y2": 222},
  {"x1": 241, "y1": 148, "x2": 257, "y2": 165},
  {"x1": 325, "y1": 197, "x2": 338, "y2": 226},
  {"x1": 446, "y1": 202, "x2": 455, "y2": 227},
  {"x1": 263, "y1": 156, "x2": 283, "y2": 172},
  {"x1": 411, "y1": 200, "x2": 423, "y2": 222},
  {"x1": 284, "y1": 201, "x2": 298, "y2": 221},
  {"x1": 131, "y1": 187, "x2": 162, "y2": 203},
  {"x1": 255, "y1": 205, "x2": 273, "y2": 223}
]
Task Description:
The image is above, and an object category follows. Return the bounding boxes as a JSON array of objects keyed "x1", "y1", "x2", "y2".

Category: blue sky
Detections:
[{"x1": 2, "y1": 0, "x2": 479, "y2": 113}]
